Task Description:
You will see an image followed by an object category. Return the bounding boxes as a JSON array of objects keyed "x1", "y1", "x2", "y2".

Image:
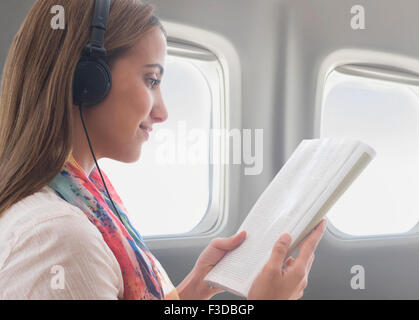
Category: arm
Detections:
[{"x1": 176, "y1": 269, "x2": 202, "y2": 300}]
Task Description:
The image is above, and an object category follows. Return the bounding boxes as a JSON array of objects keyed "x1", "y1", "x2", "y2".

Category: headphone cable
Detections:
[{"x1": 78, "y1": 104, "x2": 125, "y2": 224}]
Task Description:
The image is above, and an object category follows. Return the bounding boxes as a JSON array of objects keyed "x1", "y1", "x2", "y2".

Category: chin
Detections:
[{"x1": 117, "y1": 146, "x2": 143, "y2": 164}]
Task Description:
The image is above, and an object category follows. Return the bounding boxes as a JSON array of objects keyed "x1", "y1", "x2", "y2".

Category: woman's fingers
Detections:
[
  {"x1": 210, "y1": 230, "x2": 247, "y2": 251},
  {"x1": 306, "y1": 253, "x2": 315, "y2": 273},
  {"x1": 285, "y1": 256, "x2": 295, "y2": 268},
  {"x1": 294, "y1": 220, "x2": 326, "y2": 271},
  {"x1": 269, "y1": 233, "x2": 292, "y2": 268},
  {"x1": 297, "y1": 289, "x2": 304, "y2": 300}
]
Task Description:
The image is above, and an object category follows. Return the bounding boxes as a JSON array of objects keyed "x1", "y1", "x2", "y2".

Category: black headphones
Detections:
[
  {"x1": 72, "y1": 0, "x2": 125, "y2": 224},
  {"x1": 73, "y1": 0, "x2": 112, "y2": 108}
]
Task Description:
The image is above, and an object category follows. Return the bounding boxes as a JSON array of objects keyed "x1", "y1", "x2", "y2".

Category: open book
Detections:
[{"x1": 204, "y1": 137, "x2": 376, "y2": 298}]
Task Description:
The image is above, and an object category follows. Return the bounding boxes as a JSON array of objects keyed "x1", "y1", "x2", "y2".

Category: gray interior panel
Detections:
[{"x1": 1, "y1": 0, "x2": 418, "y2": 300}]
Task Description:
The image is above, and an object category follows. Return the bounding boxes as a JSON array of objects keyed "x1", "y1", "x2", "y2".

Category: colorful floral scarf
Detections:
[{"x1": 48, "y1": 153, "x2": 179, "y2": 300}]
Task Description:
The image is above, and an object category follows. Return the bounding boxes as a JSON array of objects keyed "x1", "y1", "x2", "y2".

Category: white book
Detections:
[{"x1": 204, "y1": 137, "x2": 376, "y2": 298}]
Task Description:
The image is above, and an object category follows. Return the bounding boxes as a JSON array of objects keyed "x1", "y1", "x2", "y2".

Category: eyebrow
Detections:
[{"x1": 145, "y1": 64, "x2": 165, "y2": 76}]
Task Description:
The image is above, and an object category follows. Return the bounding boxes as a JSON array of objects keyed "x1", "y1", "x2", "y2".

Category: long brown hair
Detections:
[{"x1": 0, "y1": 0, "x2": 166, "y2": 215}]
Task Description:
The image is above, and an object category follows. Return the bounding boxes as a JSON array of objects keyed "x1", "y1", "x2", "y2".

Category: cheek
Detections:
[
  {"x1": 112, "y1": 80, "x2": 153, "y2": 128},
  {"x1": 102, "y1": 71, "x2": 154, "y2": 140},
  {"x1": 133, "y1": 86, "x2": 153, "y2": 120}
]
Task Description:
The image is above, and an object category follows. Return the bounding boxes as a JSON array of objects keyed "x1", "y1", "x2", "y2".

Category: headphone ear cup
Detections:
[{"x1": 73, "y1": 56, "x2": 112, "y2": 107}]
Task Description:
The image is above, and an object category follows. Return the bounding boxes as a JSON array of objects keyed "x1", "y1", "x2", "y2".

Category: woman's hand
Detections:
[
  {"x1": 177, "y1": 230, "x2": 247, "y2": 300},
  {"x1": 177, "y1": 219, "x2": 326, "y2": 300},
  {"x1": 247, "y1": 219, "x2": 327, "y2": 300}
]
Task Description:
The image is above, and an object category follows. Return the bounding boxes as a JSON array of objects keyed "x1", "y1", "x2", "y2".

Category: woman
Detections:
[{"x1": 0, "y1": 0, "x2": 326, "y2": 300}]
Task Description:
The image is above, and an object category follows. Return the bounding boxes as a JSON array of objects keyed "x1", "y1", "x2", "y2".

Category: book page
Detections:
[{"x1": 204, "y1": 138, "x2": 376, "y2": 297}]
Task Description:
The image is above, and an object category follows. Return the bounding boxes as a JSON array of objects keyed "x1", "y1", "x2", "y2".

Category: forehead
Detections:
[{"x1": 126, "y1": 27, "x2": 167, "y2": 66}]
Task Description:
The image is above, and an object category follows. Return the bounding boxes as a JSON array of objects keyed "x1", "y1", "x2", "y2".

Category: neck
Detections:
[
  {"x1": 71, "y1": 148, "x2": 96, "y2": 177},
  {"x1": 71, "y1": 106, "x2": 100, "y2": 176}
]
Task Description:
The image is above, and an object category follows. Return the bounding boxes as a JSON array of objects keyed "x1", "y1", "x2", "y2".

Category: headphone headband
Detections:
[
  {"x1": 73, "y1": 0, "x2": 124, "y2": 224},
  {"x1": 73, "y1": 0, "x2": 112, "y2": 107},
  {"x1": 84, "y1": 0, "x2": 110, "y2": 57}
]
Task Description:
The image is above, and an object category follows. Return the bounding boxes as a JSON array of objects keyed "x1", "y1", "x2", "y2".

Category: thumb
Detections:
[
  {"x1": 211, "y1": 230, "x2": 247, "y2": 251},
  {"x1": 269, "y1": 233, "x2": 291, "y2": 265}
]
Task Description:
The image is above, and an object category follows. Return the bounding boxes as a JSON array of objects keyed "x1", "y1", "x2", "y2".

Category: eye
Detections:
[{"x1": 146, "y1": 77, "x2": 161, "y2": 89}]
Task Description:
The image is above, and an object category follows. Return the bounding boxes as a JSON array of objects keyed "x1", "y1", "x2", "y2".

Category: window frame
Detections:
[
  {"x1": 317, "y1": 59, "x2": 419, "y2": 240},
  {"x1": 141, "y1": 36, "x2": 228, "y2": 239}
]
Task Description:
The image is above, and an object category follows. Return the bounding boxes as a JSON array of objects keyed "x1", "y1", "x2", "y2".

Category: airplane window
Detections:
[
  {"x1": 98, "y1": 44, "x2": 225, "y2": 237},
  {"x1": 320, "y1": 69, "x2": 419, "y2": 237}
]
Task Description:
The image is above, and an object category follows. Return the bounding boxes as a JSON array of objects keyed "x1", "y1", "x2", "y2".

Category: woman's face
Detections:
[{"x1": 78, "y1": 27, "x2": 168, "y2": 164}]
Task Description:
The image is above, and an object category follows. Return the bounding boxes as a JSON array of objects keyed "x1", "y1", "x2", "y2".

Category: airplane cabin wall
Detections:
[
  {"x1": 1, "y1": 0, "x2": 419, "y2": 299},
  {"x1": 151, "y1": 0, "x2": 419, "y2": 299}
]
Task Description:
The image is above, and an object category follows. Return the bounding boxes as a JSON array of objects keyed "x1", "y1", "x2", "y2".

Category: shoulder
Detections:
[
  {"x1": 0, "y1": 185, "x2": 105, "y2": 256},
  {"x1": 0, "y1": 185, "x2": 90, "y2": 239},
  {"x1": 0, "y1": 185, "x2": 124, "y2": 299}
]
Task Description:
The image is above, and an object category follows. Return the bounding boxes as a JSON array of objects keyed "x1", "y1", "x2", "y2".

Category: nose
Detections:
[{"x1": 150, "y1": 93, "x2": 168, "y2": 124}]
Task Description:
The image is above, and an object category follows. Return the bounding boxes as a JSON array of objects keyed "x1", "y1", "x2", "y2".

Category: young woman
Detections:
[{"x1": 0, "y1": 0, "x2": 326, "y2": 300}]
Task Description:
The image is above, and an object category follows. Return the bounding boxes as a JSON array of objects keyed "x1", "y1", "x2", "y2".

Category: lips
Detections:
[
  {"x1": 139, "y1": 123, "x2": 152, "y2": 140},
  {"x1": 139, "y1": 124, "x2": 152, "y2": 132}
]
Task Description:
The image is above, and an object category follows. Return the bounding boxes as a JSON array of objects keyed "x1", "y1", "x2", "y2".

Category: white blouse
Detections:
[{"x1": 0, "y1": 185, "x2": 179, "y2": 300}]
